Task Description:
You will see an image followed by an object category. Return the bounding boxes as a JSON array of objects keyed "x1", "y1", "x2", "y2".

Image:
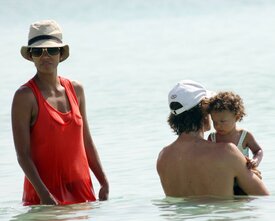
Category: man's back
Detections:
[{"x1": 157, "y1": 134, "x2": 269, "y2": 197}]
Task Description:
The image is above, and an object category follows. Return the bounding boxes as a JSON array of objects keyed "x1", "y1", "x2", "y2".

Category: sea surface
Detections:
[{"x1": 1, "y1": 0, "x2": 275, "y2": 220}]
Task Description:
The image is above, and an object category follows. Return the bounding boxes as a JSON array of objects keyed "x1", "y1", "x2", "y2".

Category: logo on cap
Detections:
[{"x1": 171, "y1": 94, "x2": 177, "y2": 99}]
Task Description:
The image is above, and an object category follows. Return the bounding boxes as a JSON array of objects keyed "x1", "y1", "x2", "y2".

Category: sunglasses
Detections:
[{"x1": 29, "y1": 47, "x2": 60, "y2": 57}]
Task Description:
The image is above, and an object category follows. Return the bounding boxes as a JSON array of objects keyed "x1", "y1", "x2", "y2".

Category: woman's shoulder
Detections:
[
  {"x1": 14, "y1": 85, "x2": 35, "y2": 99},
  {"x1": 70, "y1": 80, "x2": 84, "y2": 97},
  {"x1": 60, "y1": 77, "x2": 84, "y2": 96},
  {"x1": 70, "y1": 79, "x2": 83, "y2": 89},
  {"x1": 12, "y1": 85, "x2": 37, "y2": 111}
]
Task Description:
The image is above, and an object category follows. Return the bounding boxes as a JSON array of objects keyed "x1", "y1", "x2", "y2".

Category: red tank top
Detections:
[{"x1": 23, "y1": 76, "x2": 96, "y2": 205}]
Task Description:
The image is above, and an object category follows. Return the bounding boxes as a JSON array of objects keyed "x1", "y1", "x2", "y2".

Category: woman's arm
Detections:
[
  {"x1": 73, "y1": 81, "x2": 109, "y2": 200},
  {"x1": 11, "y1": 87, "x2": 57, "y2": 205}
]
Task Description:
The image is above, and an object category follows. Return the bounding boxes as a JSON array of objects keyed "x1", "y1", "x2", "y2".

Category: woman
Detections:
[{"x1": 12, "y1": 20, "x2": 109, "y2": 205}]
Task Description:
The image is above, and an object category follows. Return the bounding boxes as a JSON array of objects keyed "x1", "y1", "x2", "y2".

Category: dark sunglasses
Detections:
[{"x1": 29, "y1": 47, "x2": 60, "y2": 57}]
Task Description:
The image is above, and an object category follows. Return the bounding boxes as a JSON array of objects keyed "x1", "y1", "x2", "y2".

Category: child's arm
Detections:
[{"x1": 245, "y1": 131, "x2": 263, "y2": 169}]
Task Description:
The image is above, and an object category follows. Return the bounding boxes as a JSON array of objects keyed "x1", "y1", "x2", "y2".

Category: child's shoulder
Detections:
[
  {"x1": 239, "y1": 128, "x2": 253, "y2": 137},
  {"x1": 239, "y1": 128, "x2": 257, "y2": 145},
  {"x1": 237, "y1": 128, "x2": 250, "y2": 136}
]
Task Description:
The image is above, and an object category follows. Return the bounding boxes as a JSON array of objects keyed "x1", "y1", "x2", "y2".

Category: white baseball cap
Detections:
[{"x1": 168, "y1": 80, "x2": 214, "y2": 115}]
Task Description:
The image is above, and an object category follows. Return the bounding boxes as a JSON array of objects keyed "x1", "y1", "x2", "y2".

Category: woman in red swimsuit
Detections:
[{"x1": 11, "y1": 20, "x2": 109, "y2": 205}]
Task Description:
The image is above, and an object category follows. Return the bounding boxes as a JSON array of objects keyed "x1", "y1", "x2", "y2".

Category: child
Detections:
[{"x1": 207, "y1": 91, "x2": 263, "y2": 194}]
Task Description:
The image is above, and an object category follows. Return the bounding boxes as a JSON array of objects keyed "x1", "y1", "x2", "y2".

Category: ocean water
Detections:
[{"x1": 1, "y1": 0, "x2": 275, "y2": 220}]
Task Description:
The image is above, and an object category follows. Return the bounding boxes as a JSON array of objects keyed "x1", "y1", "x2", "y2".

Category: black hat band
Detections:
[{"x1": 28, "y1": 35, "x2": 62, "y2": 46}]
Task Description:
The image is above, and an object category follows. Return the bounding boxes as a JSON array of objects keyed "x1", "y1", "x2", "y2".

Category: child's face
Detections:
[{"x1": 210, "y1": 110, "x2": 237, "y2": 135}]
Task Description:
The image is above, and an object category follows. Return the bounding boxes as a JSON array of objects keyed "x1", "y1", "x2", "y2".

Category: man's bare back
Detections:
[{"x1": 157, "y1": 132, "x2": 268, "y2": 197}]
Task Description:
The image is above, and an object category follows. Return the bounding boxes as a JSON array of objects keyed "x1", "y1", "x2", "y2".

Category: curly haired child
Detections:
[{"x1": 207, "y1": 91, "x2": 263, "y2": 194}]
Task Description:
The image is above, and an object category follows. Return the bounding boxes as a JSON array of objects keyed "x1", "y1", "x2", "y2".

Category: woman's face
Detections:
[{"x1": 30, "y1": 47, "x2": 61, "y2": 74}]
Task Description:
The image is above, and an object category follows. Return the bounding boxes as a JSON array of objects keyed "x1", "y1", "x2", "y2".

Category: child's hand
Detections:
[
  {"x1": 245, "y1": 157, "x2": 262, "y2": 179},
  {"x1": 246, "y1": 157, "x2": 258, "y2": 169}
]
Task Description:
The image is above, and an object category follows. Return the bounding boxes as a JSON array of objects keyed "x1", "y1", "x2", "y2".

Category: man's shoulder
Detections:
[
  {"x1": 214, "y1": 142, "x2": 245, "y2": 165},
  {"x1": 158, "y1": 140, "x2": 239, "y2": 160},
  {"x1": 157, "y1": 145, "x2": 170, "y2": 161},
  {"x1": 204, "y1": 141, "x2": 241, "y2": 162},
  {"x1": 157, "y1": 143, "x2": 175, "y2": 166},
  {"x1": 208, "y1": 140, "x2": 237, "y2": 151}
]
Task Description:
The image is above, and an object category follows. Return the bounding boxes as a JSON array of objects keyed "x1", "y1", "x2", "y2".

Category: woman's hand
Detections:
[
  {"x1": 99, "y1": 183, "x2": 109, "y2": 201},
  {"x1": 40, "y1": 192, "x2": 59, "y2": 205}
]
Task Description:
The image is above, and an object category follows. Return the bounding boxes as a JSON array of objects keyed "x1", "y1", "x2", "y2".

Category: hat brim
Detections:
[{"x1": 21, "y1": 40, "x2": 69, "y2": 62}]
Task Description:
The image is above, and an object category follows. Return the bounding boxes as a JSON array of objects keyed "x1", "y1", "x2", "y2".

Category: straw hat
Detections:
[{"x1": 21, "y1": 20, "x2": 69, "y2": 62}]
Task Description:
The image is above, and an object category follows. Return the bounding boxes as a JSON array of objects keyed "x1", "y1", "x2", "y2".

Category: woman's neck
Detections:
[{"x1": 34, "y1": 73, "x2": 60, "y2": 91}]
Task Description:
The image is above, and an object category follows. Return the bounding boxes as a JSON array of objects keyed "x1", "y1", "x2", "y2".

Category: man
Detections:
[
  {"x1": 12, "y1": 20, "x2": 109, "y2": 205},
  {"x1": 157, "y1": 80, "x2": 269, "y2": 197}
]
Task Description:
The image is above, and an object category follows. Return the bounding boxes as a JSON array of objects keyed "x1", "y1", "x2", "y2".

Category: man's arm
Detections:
[
  {"x1": 229, "y1": 143, "x2": 269, "y2": 195},
  {"x1": 73, "y1": 81, "x2": 109, "y2": 200},
  {"x1": 11, "y1": 87, "x2": 58, "y2": 204}
]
